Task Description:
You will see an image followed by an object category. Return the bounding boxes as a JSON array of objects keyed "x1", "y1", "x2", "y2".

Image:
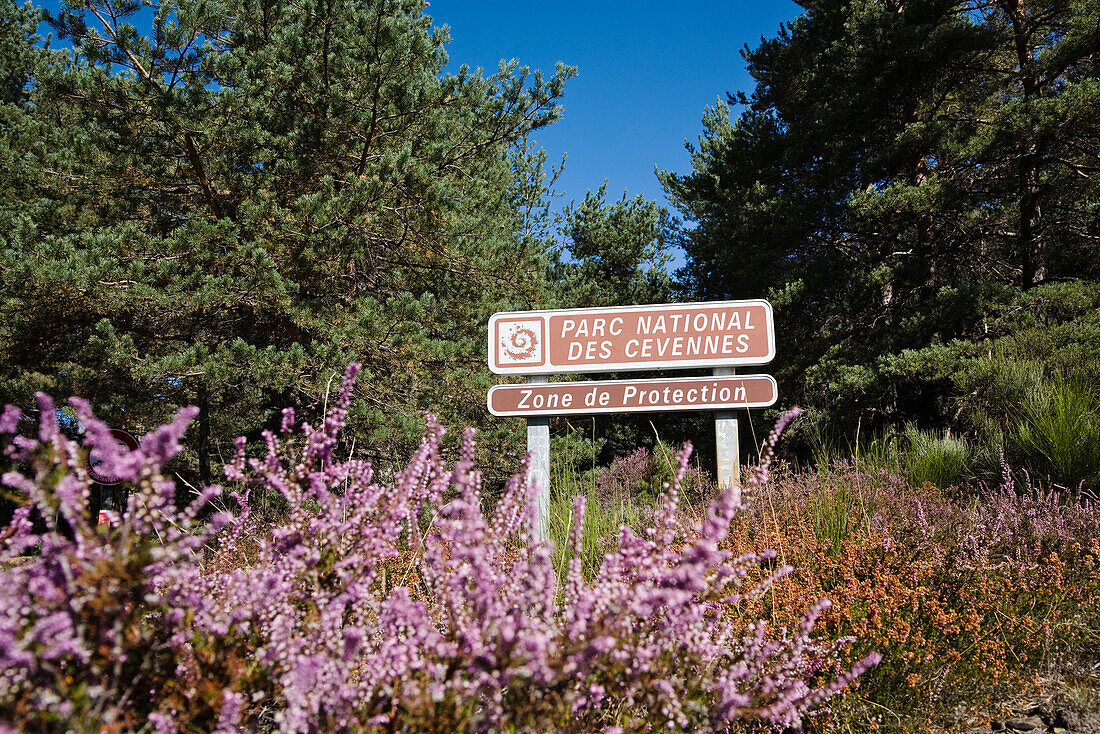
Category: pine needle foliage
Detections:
[{"x1": 0, "y1": 0, "x2": 575, "y2": 483}]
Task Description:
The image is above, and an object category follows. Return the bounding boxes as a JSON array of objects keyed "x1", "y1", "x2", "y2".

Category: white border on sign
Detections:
[
  {"x1": 487, "y1": 374, "x2": 778, "y2": 417},
  {"x1": 487, "y1": 300, "x2": 776, "y2": 375}
]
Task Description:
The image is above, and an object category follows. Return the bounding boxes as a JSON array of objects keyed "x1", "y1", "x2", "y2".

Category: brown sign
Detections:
[
  {"x1": 487, "y1": 374, "x2": 778, "y2": 417},
  {"x1": 488, "y1": 300, "x2": 774, "y2": 375}
]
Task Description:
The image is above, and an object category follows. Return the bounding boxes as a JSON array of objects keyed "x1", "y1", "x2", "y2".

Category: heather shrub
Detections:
[
  {"x1": 595, "y1": 446, "x2": 654, "y2": 502},
  {"x1": 594, "y1": 445, "x2": 713, "y2": 505},
  {"x1": 0, "y1": 397, "x2": 239, "y2": 730},
  {"x1": 727, "y1": 461, "x2": 1100, "y2": 730},
  {"x1": 1, "y1": 368, "x2": 878, "y2": 732}
]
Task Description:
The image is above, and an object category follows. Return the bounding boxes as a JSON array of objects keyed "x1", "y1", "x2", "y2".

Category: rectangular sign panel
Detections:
[
  {"x1": 487, "y1": 374, "x2": 778, "y2": 417},
  {"x1": 488, "y1": 300, "x2": 775, "y2": 375}
]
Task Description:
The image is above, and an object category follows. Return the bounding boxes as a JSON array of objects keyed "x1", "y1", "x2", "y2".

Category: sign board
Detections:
[
  {"x1": 488, "y1": 374, "x2": 777, "y2": 417},
  {"x1": 86, "y1": 428, "x2": 139, "y2": 486},
  {"x1": 488, "y1": 300, "x2": 775, "y2": 375}
]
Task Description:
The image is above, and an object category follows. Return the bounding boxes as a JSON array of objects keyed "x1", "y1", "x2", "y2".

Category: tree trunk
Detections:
[
  {"x1": 197, "y1": 382, "x2": 211, "y2": 488},
  {"x1": 913, "y1": 157, "x2": 937, "y2": 290},
  {"x1": 1002, "y1": 0, "x2": 1045, "y2": 288},
  {"x1": 1019, "y1": 148, "x2": 1045, "y2": 288}
]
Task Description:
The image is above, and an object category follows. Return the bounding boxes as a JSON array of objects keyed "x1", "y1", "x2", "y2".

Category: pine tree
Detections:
[
  {"x1": 663, "y1": 0, "x2": 1100, "y2": 429},
  {"x1": 549, "y1": 183, "x2": 675, "y2": 309},
  {"x1": 0, "y1": 0, "x2": 574, "y2": 481}
]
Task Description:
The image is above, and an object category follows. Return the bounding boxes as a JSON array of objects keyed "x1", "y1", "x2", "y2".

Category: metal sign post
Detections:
[
  {"x1": 713, "y1": 367, "x2": 741, "y2": 503},
  {"x1": 526, "y1": 375, "x2": 551, "y2": 540}
]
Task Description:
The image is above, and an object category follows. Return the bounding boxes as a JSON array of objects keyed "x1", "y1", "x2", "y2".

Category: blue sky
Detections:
[{"x1": 427, "y1": 1, "x2": 803, "y2": 215}]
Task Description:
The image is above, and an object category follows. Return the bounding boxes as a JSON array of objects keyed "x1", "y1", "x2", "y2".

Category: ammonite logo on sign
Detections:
[{"x1": 494, "y1": 317, "x2": 545, "y2": 367}]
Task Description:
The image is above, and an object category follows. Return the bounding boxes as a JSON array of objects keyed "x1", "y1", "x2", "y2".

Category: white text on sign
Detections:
[{"x1": 487, "y1": 375, "x2": 778, "y2": 417}]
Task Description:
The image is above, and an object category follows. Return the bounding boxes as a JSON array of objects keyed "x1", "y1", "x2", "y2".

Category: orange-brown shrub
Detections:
[{"x1": 724, "y1": 463, "x2": 1100, "y2": 730}]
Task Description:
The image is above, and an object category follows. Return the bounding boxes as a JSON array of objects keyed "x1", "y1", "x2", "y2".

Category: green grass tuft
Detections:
[
  {"x1": 1014, "y1": 375, "x2": 1100, "y2": 489},
  {"x1": 902, "y1": 424, "x2": 973, "y2": 489}
]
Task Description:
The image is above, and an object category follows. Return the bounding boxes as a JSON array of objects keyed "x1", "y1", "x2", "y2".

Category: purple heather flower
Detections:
[{"x1": 0, "y1": 383, "x2": 882, "y2": 731}]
